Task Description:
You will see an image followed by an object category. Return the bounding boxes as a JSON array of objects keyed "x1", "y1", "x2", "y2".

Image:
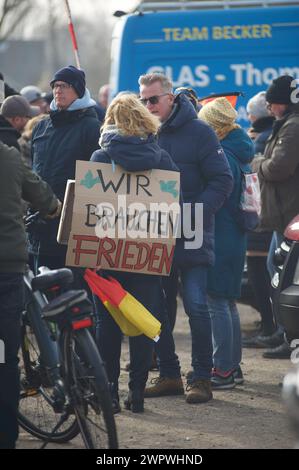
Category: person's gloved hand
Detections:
[
  {"x1": 45, "y1": 199, "x2": 62, "y2": 219},
  {"x1": 247, "y1": 128, "x2": 257, "y2": 140}
]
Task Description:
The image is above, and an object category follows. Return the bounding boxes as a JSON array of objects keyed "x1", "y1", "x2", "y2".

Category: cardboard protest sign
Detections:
[
  {"x1": 57, "y1": 179, "x2": 75, "y2": 245},
  {"x1": 65, "y1": 161, "x2": 180, "y2": 276}
]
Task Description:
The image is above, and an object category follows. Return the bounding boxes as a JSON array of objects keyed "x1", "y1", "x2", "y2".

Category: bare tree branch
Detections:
[{"x1": 0, "y1": 0, "x2": 32, "y2": 42}]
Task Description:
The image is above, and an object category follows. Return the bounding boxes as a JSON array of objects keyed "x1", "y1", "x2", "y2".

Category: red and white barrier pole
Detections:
[{"x1": 64, "y1": 0, "x2": 81, "y2": 69}]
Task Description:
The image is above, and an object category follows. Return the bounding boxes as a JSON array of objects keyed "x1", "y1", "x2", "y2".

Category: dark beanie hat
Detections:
[
  {"x1": 266, "y1": 75, "x2": 294, "y2": 105},
  {"x1": 50, "y1": 65, "x2": 86, "y2": 98},
  {"x1": 174, "y1": 86, "x2": 200, "y2": 111}
]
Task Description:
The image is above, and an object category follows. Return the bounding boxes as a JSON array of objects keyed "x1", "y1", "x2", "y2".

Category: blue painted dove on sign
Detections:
[
  {"x1": 159, "y1": 180, "x2": 178, "y2": 199},
  {"x1": 80, "y1": 170, "x2": 100, "y2": 189}
]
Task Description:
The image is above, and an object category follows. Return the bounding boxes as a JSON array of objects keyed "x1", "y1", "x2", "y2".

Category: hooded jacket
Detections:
[
  {"x1": 30, "y1": 90, "x2": 100, "y2": 255},
  {"x1": 208, "y1": 128, "x2": 254, "y2": 298},
  {"x1": 158, "y1": 94, "x2": 233, "y2": 267},
  {"x1": 91, "y1": 131, "x2": 179, "y2": 277},
  {"x1": 92, "y1": 129, "x2": 178, "y2": 173}
]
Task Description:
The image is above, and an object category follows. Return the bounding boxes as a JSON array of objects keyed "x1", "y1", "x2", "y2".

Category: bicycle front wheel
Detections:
[{"x1": 63, "y1": 328, "x2": 118, "y2": 449}]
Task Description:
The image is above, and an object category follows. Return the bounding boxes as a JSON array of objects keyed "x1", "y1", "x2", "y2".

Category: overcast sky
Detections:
[
  {"x1": 64, "y1": 0, "x2": 139, "y2": 16},
  {"x1": 21, "y1": 0, "x2": 140, "y2": 38}
]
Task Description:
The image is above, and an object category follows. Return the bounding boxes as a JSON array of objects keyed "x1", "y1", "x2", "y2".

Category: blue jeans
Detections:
[
  {"x1": 208, "y1": 296, "x2": 242, "y2": 373},
  {"x1": 180, "y1": 266, "x2": 213, "y2": 380},
  {"x1": 95, "y1": 272, "x2": 180, "y2": 391},
  {"x1": 0, "y1": 273, "x2": 24, "y2": 449}
]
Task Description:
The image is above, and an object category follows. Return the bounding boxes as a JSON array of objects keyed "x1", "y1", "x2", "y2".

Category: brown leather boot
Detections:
[
  {"x1": 185, "y1": 379, "x2": 213, "y2": 404},
  {"x1": 144, "y1": 376, "x2": 184, "y2": 397}
]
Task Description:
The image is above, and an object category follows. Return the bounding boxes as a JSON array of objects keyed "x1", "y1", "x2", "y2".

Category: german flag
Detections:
[{"x1": 84, "y1": 269, "x2": 161, "y2": 341}]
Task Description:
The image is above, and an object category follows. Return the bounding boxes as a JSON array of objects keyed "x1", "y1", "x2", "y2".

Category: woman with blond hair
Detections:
[
  {"x1": 198, "y1": 97, "x2": 254, "y2": 389},
  {"x1": 90, "y1": 93, "x2": 181, "y2": 413}
]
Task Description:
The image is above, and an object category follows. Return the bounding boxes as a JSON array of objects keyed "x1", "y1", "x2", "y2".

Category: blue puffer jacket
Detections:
[
  {"x1": 91, "y1": 131, "x2": 179, "y2": 280},
  {"x1": 91, "y1": 132, "x2": 179, "y2": 331},
  {"x1": 208, "y1": 128, "x2": 254, "y2": 299},
  {"x1": 30, "y1": 92, "x2": 100, "y2": 256},
  {"x1": 91, "y1": 130, "x2": 178, "y2": 174},
  {"x1": 158, "y1": 94, "x2": 233, "y2": 267}
]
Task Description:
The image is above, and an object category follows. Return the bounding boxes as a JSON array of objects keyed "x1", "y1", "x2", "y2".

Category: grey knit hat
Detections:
[
  {"x1": 20, "y1": 85, "x2": 43, "y2": 103},
  {"x1": 246, "y1": 91, "x2": 268, "y2": 119}
]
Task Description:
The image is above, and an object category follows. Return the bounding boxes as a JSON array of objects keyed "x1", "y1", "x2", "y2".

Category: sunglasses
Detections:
[{"x1": 139, "y1": 93, "x2": 169, "y2": 105}]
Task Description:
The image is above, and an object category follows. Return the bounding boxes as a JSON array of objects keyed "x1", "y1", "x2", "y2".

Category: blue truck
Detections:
[{"x1": 109, "y1": 0, "x2": 299, "y2": 125}]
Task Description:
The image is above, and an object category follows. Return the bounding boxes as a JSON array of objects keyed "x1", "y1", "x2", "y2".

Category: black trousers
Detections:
[
  {"x1": 0, "y1": 273, "x2": 23, "y2": 449},
  {"x1": 94, "y1": 271, "x2": 180, "y2": 391},
  {"x1": 246, "y1": 256, "x2": 275, "y2": 335}
]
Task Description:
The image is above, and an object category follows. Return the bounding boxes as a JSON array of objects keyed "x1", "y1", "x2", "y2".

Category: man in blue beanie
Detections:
[
  {"x1": 30, "y1": 65, "x2": 100, "y2": 278},
  {"x1": 50, "y1": 65, "x2": 86, "y2": 101}
]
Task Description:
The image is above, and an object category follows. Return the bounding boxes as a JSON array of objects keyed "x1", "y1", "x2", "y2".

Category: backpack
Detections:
[{"x1": 234, "y1": 169, "x2": 261, "y2": 232}]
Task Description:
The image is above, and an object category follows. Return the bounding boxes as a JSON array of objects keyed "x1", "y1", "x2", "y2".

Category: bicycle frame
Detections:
[{"x1": 23, "y1": 267, "x2": 62, "y2": 387}]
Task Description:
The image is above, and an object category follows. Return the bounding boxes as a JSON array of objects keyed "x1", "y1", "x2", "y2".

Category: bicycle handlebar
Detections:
[
  {"x1": 24, "y1": 210, "x2": 40, "y2": 225},
  {"x1": 24, "y1": 210, "x2": 46, "y2": 234}
]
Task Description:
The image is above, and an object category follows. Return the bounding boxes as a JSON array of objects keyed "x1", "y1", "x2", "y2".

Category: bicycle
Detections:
[{"x1": 18, "y1": 212, "x2": 118, "y2": 449}]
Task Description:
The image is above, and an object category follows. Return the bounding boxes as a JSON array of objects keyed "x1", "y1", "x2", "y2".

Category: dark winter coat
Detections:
[
  {"x1": 158, "y1": 94, "x2": 233, "y2": 267},
  {"x1": 91, "y1": 131, "x2": 179, "y2": 298},
  {"x1": 0, "y1": 114, "x2": 21, "y2": 150},
  {"x1": 247, "y1": 115, "x2": 274, "y2": 253},
  {"x1": 251, "y1": 115, "x2": 274, "y2": 155},
  {"x1": 253, "y1": 103, "x2": 299, "y2": 234},
  {"x1": 92, "y1": 131, "x2": 178, "y2": 174},
  {"x1": 0, "y1": 142, "x2": 57, "y2": 273},
  {"x1": 31, "y1": 106, "x2": 100, "y2": 256},
  {"x1": 207, "y1": 128, "x2": 254, "y2": 299}
]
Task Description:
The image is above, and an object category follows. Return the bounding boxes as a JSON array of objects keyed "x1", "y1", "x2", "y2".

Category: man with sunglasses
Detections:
[{"x1": 139, "y1": 73, "x2": 233, "y2": 404}]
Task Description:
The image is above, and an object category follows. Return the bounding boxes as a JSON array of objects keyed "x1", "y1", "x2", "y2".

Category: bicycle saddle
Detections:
[
  {"x1": 42, "y1": 290, "x2": 89, "y2": 319},
  {"x1": 31, "y1": 267, "x2": 74, "y2": 293}
]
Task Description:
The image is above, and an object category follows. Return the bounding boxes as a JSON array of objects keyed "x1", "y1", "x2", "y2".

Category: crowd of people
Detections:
[{"x1": 0, "y1": 66, "x2": 299, "y2": 448}]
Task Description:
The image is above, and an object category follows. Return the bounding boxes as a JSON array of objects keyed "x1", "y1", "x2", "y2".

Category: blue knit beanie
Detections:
[{"x1": 50, "y1": 65, "x2": 86, "y2": 98}]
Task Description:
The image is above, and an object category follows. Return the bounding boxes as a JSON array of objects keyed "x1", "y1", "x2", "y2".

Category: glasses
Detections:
[
  {"x1": 139, "y1": 93, "x2": 169, "y2": 105},
  {"x1": 52, "y1": 83, "x2": 73, "y2": 91}
]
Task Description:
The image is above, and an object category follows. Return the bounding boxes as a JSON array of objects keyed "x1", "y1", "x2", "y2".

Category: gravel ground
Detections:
[{"x1": 17, "y1": 301, "x2": 297, "y2": 449}]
